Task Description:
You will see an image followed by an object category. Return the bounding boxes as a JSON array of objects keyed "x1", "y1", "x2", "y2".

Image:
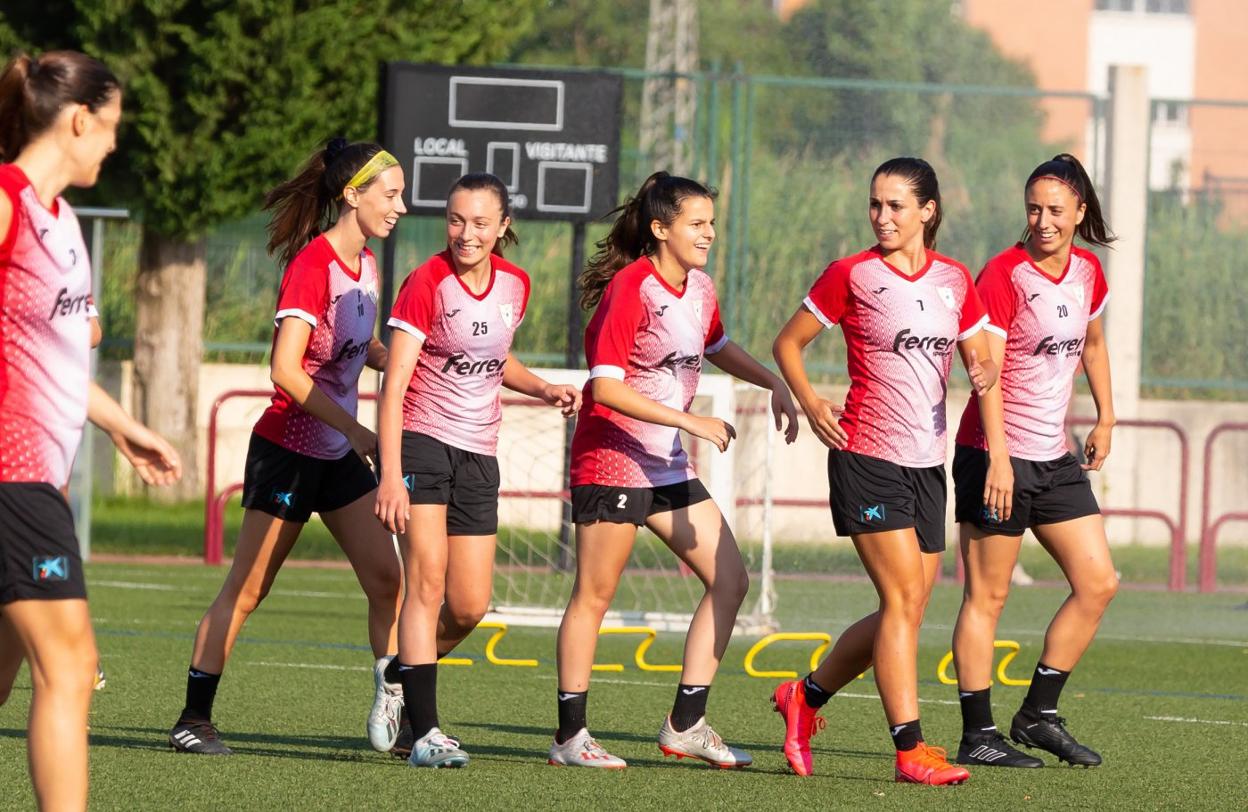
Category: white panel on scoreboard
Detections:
[
  {"x1": 536, "y1": 161, "x2": 593, "y2": 214},
  {"x1": 411, "y1": 156, "x2": 469, "y2": 207},
  {"x1": 449, "y1": 76, "x2": 565, "y2": 131},
  {"x1": 486, "y1": 142, "x2": 522, "y2": 191}
]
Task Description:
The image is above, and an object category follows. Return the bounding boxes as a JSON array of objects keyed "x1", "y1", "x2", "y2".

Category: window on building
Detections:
[{"x1": 1152, "y1": 101, "x2": 1189, "y2": 125}]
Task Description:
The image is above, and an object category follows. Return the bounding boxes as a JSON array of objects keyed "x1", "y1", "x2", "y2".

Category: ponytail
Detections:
[
  {"x1": 872, "y1": 157, "x2": 942, "y2": 249},
  {"x1": 0, "y1": 50, "x2": 120, "y2": 161},
  {"x1": 447, "y1": 172, "x2": 519, "y2": 256},
  {"x1": 1023, "y1": 153, "x2": 1116, "y2": 248},
  {"x1": 263, "y1": 138, "x2": 387, "y2": 268},
  {"x1": 578, "y1": 171, "x2": 715, "y2": 310}
]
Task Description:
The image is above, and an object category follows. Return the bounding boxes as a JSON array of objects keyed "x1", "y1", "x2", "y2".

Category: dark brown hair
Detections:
[
  {"x1": 1022, "y1": 153, "x2": 1116, "y2": 248},
  {"x1": 0, "y1": 50, "x2": 121, "y2": 161},
  {"x1": 579, "y1": 171, "x2": 715, "y2": 310},
  {"x1": 263, "y1": 138, "x2": 386, "y2": 268},
  {"x1": 447, "y1": 172, "x2": 519, "y2": 256},
  {"x1": 872, "y1": 157, "x2": 942, "y2": 249}
]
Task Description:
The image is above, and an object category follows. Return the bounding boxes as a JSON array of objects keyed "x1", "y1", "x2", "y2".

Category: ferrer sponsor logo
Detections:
[
  {"x1": 1032, "y1": 335, "x2": 1085, "y2": 357},
  {"x1": 442, "y1": 353, "x2": 507, "y2": 377},
  {"x1": 657, "y1": 351, "x2": 701, "y2": 372},
  {"x1": 48, "y1": 287, "x2": 91, "y2": 320},
  {"x1": 891, "y1": 328, "x2": 954, "y2": 355},
  {"x1": 333, "y1": 337, "x2": 371, "y2": 364}
]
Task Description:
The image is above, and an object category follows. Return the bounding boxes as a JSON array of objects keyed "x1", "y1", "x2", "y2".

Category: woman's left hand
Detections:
[
  {"x1": 770, "y1": 383, "x2": 800, "y2": 444},
  {"x1": 542, "y1": 383, "x2": 582, "y2": 417},
  {"x1": 983, "y1": 453, "x2": 1014, "y2": 524},
  {"x1": 111, "y1": 422, "x2": 183, "y2": 487}
]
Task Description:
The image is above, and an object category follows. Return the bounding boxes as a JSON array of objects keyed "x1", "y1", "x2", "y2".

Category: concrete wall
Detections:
[{"x1": 93, "y1": 363, "x2": 1247, "y2": 547}]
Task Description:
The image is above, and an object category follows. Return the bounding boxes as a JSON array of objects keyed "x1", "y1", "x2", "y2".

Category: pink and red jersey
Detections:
[
  {"x1": 570, "y1": 258, "x2": 728, "y2": 488},
  {"x1": 253, "y1": 235, "x2": 380, "y2": 460},
  {"x1": 0, "y1": 164, "x2": 93, "y2": 487},
  {"x1": 955, "y1": 244, "x2": 1109, "y2": 461},
  {"x1": 387, "y1": 251, "x2": 530, "y2": 456},
  {"x1": 805, "y1": 247, "x2": 987, "y2": 468}
]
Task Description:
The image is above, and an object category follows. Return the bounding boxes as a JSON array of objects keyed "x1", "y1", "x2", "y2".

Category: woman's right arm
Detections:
[
  {"x1": 590, "y1": 377, "x2": 735, "y2": 452},
  {"x1": 374, "y1": 329, "x2": 422, "y2": 534},
  {"x1": 772, "y1": 306, "x2": 848, "y2": 449}
]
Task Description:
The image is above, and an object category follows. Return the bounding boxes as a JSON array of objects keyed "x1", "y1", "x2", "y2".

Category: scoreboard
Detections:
[{"x1": 380, "y1": 63, "x2": 623, "y2": 222}]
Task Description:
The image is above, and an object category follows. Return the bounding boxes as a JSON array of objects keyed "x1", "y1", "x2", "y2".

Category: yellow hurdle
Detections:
[
  {"x1": 743, "y1": 633, "x2": 833, "y2": 679},
  {"x1": 436, "y1": 621, "x2": 537, "y2": 667},
  {"x1": 936, "y1": 640, "x2": 1031, "y2": 686},
  {"x1": 592, "y1": 626, "x2": 682, "y2": 673},
  {"x1": 480, "y1": 621, "x2": 538, "y2": 668}
]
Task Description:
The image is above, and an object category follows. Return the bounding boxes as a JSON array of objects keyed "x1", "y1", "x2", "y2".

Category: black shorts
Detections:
[
  {"x1": 0, "y1": 483, "x2": 87, "y2": 604},
  {"x1": 240, "y1": 433, "x2": 377, "y2": 523},
  {"x1": 570, "y1": 479, "x2": 712, "y2": 526},
  {"x1": 953, "y1": 445, "x2": 1100, "y2": 536},
  {"x1": 827, "y1": 449, "x2": 947, "y2": 553},
  {"x1": 401, "y1": 431, "x2": 500, "y2": 536}
]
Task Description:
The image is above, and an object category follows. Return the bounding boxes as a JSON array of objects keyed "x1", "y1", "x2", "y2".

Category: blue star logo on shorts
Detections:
[
  {"x1": 32, "y1": 556, "x2": 69, "y2": 582},
  {"x1": 271, "y1": 490, "x2": 295, "y2": 508},
  {"x1": 402, "y1": 474, "x2": 415, "y2": 490},
  {"x1": 980, "y1": 505, "x2": 1001, "y2": 523},
  {"x1": 860, "y1": 504, "x2": 885, "y2": 522}
]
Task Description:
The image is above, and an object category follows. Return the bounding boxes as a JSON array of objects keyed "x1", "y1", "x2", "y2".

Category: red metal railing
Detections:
[
  {"x1": 1199, "y1": 422, "x2": 1248, "y2": 593},
  {"x1": 204, "y1": 390, "x2": 566, "y2": 563},
  {"x1": 1066, "y1": 418, "x2": 1190, "y2": 592}
]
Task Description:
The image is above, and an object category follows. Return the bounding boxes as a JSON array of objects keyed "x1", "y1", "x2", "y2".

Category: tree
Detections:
[{"x1": 1, "y1": 0, "x2": 541, "y2": 499}]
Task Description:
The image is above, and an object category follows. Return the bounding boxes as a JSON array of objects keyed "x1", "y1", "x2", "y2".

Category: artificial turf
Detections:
[{"x1": 2, "y1": 562, "x2": 1245, "y2": 809}]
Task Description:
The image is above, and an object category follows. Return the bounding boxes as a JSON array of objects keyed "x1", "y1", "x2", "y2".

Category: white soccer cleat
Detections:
[
  {"x1": 547, "y1": 728, "x2": 627, "y2": 769},
  {"x1": 657, "y1": 716, "x2": 752, "y2": 769},
  {"x1": 407, "y1": 726, "x2": 469, "y2": 768},
  {"x1": 367, "y1": 656, "x2": 404, "y2": 752}
]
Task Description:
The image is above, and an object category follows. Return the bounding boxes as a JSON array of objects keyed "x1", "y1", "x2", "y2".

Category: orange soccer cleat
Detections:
[
  {"x1": 770, "y1": 680, "x2": 827, "y2": 777},
  {"x1": 895, "y1": 742, "x2": 971, "y2": 785}
]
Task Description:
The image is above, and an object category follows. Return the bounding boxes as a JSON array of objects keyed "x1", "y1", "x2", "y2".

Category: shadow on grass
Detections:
[{"x1": 73, "y1": 724, "x2": 404, "y2": 765}]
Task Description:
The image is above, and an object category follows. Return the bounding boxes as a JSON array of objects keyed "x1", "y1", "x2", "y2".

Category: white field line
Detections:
[
  {"x1": 92, "y1": 580, "x2": 178, "y2": 591},
  {"x1": 241, "y1": 661, "x2": 370, "y2": 672},
  {"x1": 534, "y1": 673, "x2": 670, "y2": 688},
  {"x1": 87, "y1": 581, "x2": 1248, "y2": 648},
  {"x1": 838, "y1": 691, "x2": 959, "y2": 707},
  {"x1": 1144, "y1": 715, "x2": 1248, "y2": 728}
]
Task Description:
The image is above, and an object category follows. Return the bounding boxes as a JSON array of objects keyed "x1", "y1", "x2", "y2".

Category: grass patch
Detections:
[{"x1": 1, "y1": 563, "x2": 1244, "y2": 809}]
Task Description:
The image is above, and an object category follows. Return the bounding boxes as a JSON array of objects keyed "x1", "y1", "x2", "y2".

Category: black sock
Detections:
[
  {"x1": 890, "y1": 719, "x2": 923, "y2": 752},
  {"x1": 180, "y1": 668, "x2": 221, "y2": 724},
  {"x1": 670, "y1": 684, "x2": 710, "y2": 732},
  {"x1": 1022, "y1": 662, "x2": 1070, "y2": 716},
  {"x1": 382, "y1": 656, "x2": 401, "y2": 684},
  {"x1": 959, "y1": 687, "x2": 996, "y2": 736},
  {"x1": 556, "y1": 690, "x2": 588, "y2": 744},
  {"x1": 803, "y1": 673, "x2": 834, "y2": 708},
  {"x1": 398, "y1": 662, "x2": 439, "y2": 739}
]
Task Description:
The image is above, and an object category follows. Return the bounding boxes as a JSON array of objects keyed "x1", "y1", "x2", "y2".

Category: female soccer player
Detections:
[
  {"x1": 548, "y1": 172, "x2": 799, "y2": 770},
  {"x1": 770, "y1": 157, "x2": 1011, "y2": 785},
  {"x1": 168, "y1": 138, "x2": 407, "y2": 756},
  {"x1": 0, "y1": 50, "x2": 182, "y2": 810},
  {"x1": 375, "y1": 172, "x2": 580, "y2": 769},
  {"x1": 949, "y1": 153, "x2": 1117, "y2": 768}
]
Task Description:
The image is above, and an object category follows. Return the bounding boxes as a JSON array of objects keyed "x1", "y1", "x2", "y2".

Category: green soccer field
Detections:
[{"x1": 1, "y1": 562, "x2": 1245, "y2": 810}]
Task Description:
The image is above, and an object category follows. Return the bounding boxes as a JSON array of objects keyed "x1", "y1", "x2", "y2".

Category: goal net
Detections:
[{"x1": 491, "y1": 368, "x2": 778, "y2": 634}]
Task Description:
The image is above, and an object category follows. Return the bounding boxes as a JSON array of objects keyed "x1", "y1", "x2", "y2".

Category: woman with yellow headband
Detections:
[
  {"x1": 949, "y1": 152, "x2": 1118, "y2": 769},
  {"x1": 168, "y1": 138, "x2": 409, "y2": 758}
]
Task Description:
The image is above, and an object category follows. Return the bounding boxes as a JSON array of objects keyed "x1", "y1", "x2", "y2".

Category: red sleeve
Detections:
[
  {"x1": 0, "y1": 173, "x2": 20, "y2": 264},
  {"x1": 386, "y1": 266, "x2": 438, "y2": 341},
  {"x1": 274, "y1": 256, "x2": 329, "y2": 328},
  {"x1": 803, "y1": 261, "x2": 852, "y2": 328},
  {"x1": 516, "y1": 268, "x2": 532, "y2": 324},
  {"x1": 1088, "y1": 254, "x2": 1109, "y2": 321},
  {"x1": 957, "y1": 265, "x2": 989, "y2": 339},
  {"x1": 975, "y1": 261, "x2": 1016, "y2": 339},
  {"x1": 705, "y1": 298, "x2": 727, "y2": 354},
  {"x1": 587, "y1": 276, "x2": 646, "y2": 379}
]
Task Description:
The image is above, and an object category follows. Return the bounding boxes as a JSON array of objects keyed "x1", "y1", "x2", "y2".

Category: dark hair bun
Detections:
[{"x1": 324, "y1": 137, "x2": 350, "y2": 165}]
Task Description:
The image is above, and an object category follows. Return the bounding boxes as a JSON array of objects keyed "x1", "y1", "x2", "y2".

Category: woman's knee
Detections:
[
  {"x1": 709, "y1": 566, "x2": 750, "y2": 607},
  {"x1": 362, "y1": 560, "x2": 403, "y2": 606},
  {"x1": 570, "y1": 578, "x2": 618, "y2": 616},
  {"x1": 1074, "y1": 569, "x2": 1119, "y2": 610},
  {"x1": 963, "y1": 582, "x2": 1011, "y2": 620},
  {"x1": 445, "y1": 600, "x2": 488, "y2": 633},
  {"x1": 408, "y1": 574, "x2": 447, "y2": 609}
]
